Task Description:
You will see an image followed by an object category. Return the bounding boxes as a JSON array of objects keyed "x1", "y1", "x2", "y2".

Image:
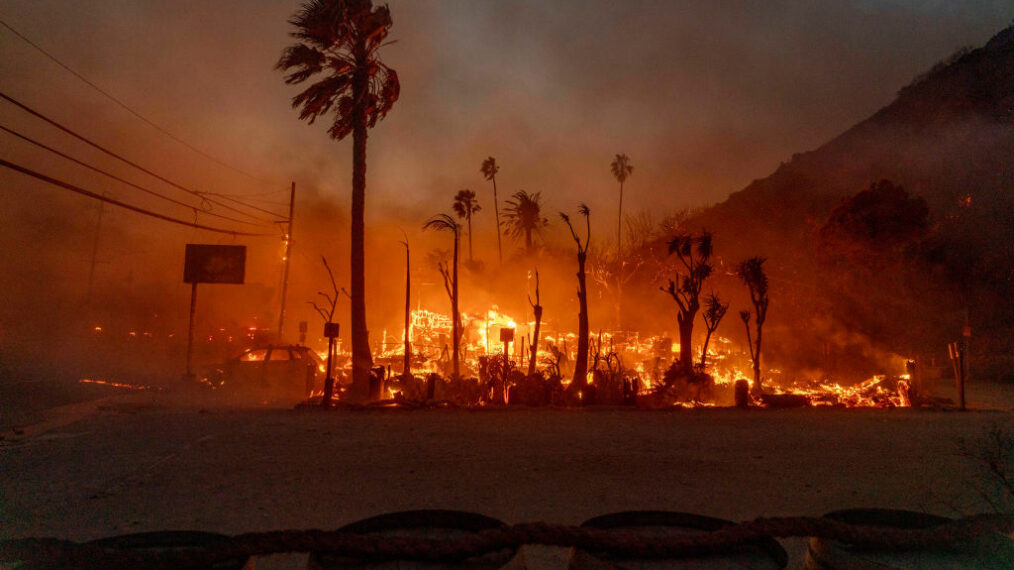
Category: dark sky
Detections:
[{"x1": 1, "y1": 0, "x2": 1013, "y2": 228}]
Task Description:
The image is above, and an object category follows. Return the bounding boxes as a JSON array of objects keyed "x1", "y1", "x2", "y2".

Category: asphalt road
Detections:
[{"x1": 3, "y1": 396, "x2": 1012, "y2": 568}]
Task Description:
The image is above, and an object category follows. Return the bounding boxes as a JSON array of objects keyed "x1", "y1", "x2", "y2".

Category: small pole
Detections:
[
  {"x1": 185, "y1": 281, "x2": 198, "y2": 381},
  {"x1": 277, "y1": 182, "x2": 296, "y2": 341}
]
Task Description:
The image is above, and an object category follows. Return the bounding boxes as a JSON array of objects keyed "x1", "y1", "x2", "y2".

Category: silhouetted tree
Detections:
[
  {"x1": 527, "y1": 269, "x2": 543, "y2": 377},
  {"x1": 610, "y1": 153, "x2": 633, "y2": 254},
  {"x1": 660, "y1": 231, "x2": 714, "y2": 373},
  {"x1": 452, "y1": 189, "x2": 481, "y2": 262},
  {"x1": 738, "y1": 257, "x2": 769, "y2": 395},
  {"x1": 561, "y1": 205, "x2": 591, "y2": 392},
  {"x1": 503, "y1": 190, "x2": 548, "y2": 257},
  {"x1": 699, "y1": 292, "x2": 729, "y2": 370},
  {"x1": 480, "y1": 157, "x2": 503, "y2": 266},
  {"x1": 277, "y1": 0, "x2": 400, "y2": 397},
  {"x1": 423, "y1": 214, "x2": 461, "y2": 379}
]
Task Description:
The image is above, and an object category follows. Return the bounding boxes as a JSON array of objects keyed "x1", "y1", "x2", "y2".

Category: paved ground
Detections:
[{"x1": 2, "y1": 387, "x2": 1013, "y2": 568}]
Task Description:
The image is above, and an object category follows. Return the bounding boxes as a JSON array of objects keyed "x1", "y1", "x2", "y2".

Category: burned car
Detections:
[{"x1": 199, "y1": 344, "x2": 325, "y2": 402}]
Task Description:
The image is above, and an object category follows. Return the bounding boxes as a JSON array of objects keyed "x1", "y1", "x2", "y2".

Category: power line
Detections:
[
  {"x1": 0, "y1": 124, "x2": 266, "y2": 227},
  {"x1": 0, "y1": 18, "x2": 282, "y2": 188},
  {"x1": 199, "y1": 190, "x2": 296, "y2": 220},
  {"x1": 0, "y1": 91, "x2": 286, "y2": 222},
  {"x1": 0, "y1": 157, "x2": 272, "y2": 236}
]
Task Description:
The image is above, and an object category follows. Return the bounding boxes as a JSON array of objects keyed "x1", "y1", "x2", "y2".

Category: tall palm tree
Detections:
[
  {"x1": 452, "y1": 189, "x2": 481, "y2": 262},
  {"x1": 502, "y1": 190, "x2": 548, "y2": 257},
  {"x1": 480, "y1": 157, "x2": 502, "y2": 265},
  {"x1": 610, "y1": 154, "x2": 633, "y2": 254},
  {"x1": 423, "y1": 214, "x2": 461, "y2": 379},
  {"x1": 277, "y1": 0, "x2": 400, "y2": 398}
]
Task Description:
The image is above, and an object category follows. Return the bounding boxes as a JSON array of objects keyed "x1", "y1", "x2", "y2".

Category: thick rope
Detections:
[{"x1": 3, "y1": 514, "x2": 1012, "y2": 569}]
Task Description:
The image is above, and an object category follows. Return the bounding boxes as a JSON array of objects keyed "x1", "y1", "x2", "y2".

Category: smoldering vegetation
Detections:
[{"x1": 3, "y1": 24, "x2": 1014, "y2": 414}]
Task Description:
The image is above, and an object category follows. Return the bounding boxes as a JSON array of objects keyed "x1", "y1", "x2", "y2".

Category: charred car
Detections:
[{"x1": 199, "y1": 344, "x2": 325, "y2": 402}]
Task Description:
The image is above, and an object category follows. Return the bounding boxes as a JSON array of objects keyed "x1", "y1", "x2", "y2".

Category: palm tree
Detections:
[
  {"x1": 480, "y1": 157, "x2": 502, "y2": 265},
  {"x1": 610, "y1": 154, "x2": 633, "y2": 254},
  {"x1": 561, "y1": 205, "x2": 591, "y2": 394},
  {"x1": 502, "y1": 190, "x2": 548, "y2": 257},
  {"x1": 277, "y1": 0, "x2": 400, "y2": 399},
  {"x1": 452, "y1": 189, "x2": 481, "y2": 262},
  {"x1": 423, "y1": 214, "x2": 461, "y2": 379}
]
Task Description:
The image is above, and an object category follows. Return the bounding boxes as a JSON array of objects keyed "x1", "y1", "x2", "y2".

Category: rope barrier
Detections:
[{"x1": 2, "y1": 513, "x2": 1012, "y2": 569}]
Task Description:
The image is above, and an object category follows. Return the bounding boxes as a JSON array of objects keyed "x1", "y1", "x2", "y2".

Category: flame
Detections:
[{"x1": 79, "y1": 378, "x2": 160, "y2": 391}]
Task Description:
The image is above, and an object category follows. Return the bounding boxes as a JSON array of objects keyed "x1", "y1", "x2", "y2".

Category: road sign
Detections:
[{"x1": 183, "y1": 244, "x2": 246, "y2": 284}]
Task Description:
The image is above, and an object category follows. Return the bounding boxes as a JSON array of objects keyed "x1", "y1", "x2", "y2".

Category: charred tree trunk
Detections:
[
  {"x1": 350, "y1": 55, "x2": 373, "y2": 399},
  {"x1": 676, "y1": 307, "x2": 697, "y2": 373},
  {"x1": 700, "y1": 329, "x2": 714, "y2": 370},
  {"x1": 322, "y1": 335, "x2": 335, "y2": 407},
  {"x1": 402, "y1": 243, "x2": 411, "y2": 378},
  {"x1": 528, "y1": 270, "x2": 542, "y2": 377},
  {"x1": 574, "y1": 250, "x2": 589, "y2": 388}
]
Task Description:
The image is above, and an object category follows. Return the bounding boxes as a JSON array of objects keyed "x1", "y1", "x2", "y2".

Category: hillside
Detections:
[{"x1": 691, "y1": 24, "x2": 1014, "y2": 379}]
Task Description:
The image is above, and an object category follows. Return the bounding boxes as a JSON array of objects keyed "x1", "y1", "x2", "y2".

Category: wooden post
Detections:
[{"x1": 184, "y1": 281, "x2": 198, "y2": 381}]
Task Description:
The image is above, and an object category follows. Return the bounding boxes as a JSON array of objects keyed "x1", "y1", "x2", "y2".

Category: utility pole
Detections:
[
  {"x1": 277, "y1": 182, "x2": 295, "y2": 342},
  {"x1": 185, "y1": 281, "x2": 198, "y2": 381},
  {"x1": 85, "y1": 199, "x2": 105, "y2": 304}
]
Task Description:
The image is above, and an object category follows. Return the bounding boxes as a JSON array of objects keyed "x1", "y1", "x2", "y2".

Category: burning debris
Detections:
[{"x1": 307, "y1": 300, "x2": 912, "y2": 410}]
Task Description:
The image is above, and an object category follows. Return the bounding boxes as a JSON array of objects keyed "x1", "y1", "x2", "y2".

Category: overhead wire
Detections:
[
  {"x1": 0, "y1": 18, "x2": 283, "y2": 189},
  {"x1": 0, "y1": 157, "x2": 272, "y2": 236},
  {"x1": 0, "y1": 124, "x2": 266, "y2": 227},
  {"x1": 0, "y1": 91, "x2": 287, "y2": 223},
  {"x1": 199, "y1": 190, "x2": 294, "y2": 220}
]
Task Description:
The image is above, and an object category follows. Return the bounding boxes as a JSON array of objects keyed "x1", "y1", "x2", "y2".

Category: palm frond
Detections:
[
  {"x1": 275, "y1": 44, "x2": 328, "y2": 84},
  {"x1": 610, "y1": 153, "x2": 633, "y2": 184},
  {"x1": 480, "y1": 156, "x2": 499, "y2": 180},
  {"x1": 291, "y1": 76, "x2": 351, "y2": 124},
  {"x1": 280, "y1": 0, "x2": 399, "y2": 141},
  {"x1": 423, "y1": 213, "x2": 459, "y2": 234}
]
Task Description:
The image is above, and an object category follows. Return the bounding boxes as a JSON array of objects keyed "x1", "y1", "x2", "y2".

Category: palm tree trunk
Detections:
[
  {"x1": 617, "y1": 181, "x2": 623, "y2": 254},
  {"x1": 574, "y1": 250, "x2": 589, "y2": 390},
  {"x1": 350, "y1": 64, "x2": 373, "y2": 399},
  {"x1": 451, "y1": 232, "x2": 460, "y2": 379},
  {"x1": 467, "y1": 215, "x2": 474, "y2": 261},
  {"x1": 492, "y1": 176, "x2": 502, "y2": 265},
  {"x1": 403, "y1": 244, "x2": 411, "y2": 379}
]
